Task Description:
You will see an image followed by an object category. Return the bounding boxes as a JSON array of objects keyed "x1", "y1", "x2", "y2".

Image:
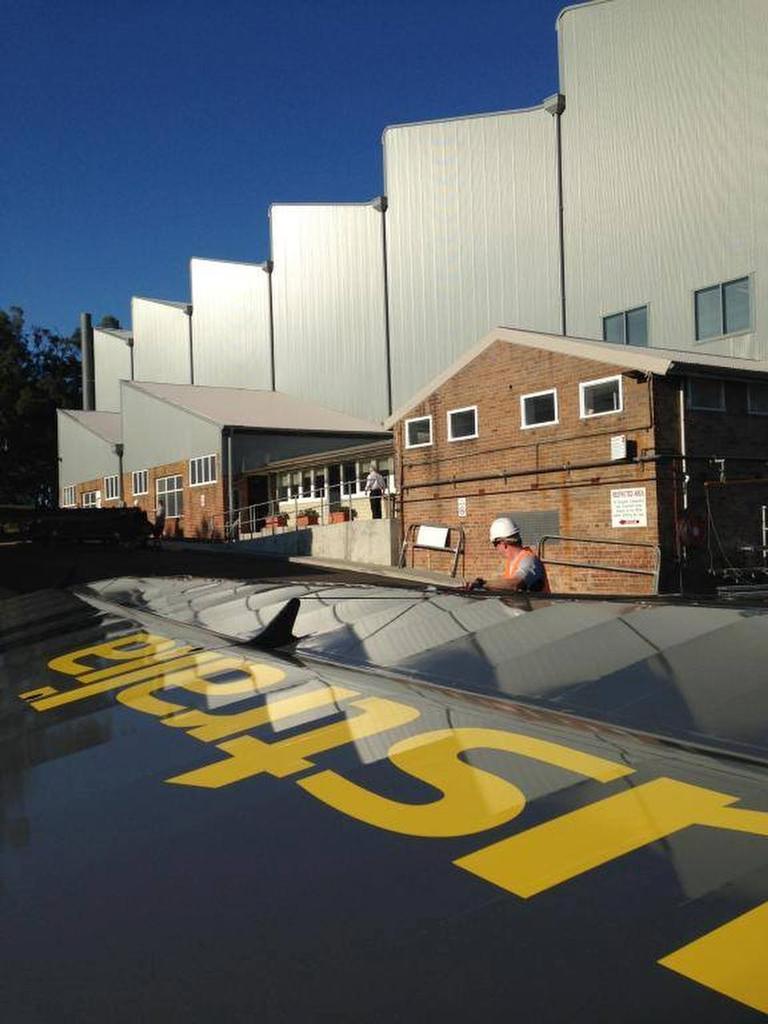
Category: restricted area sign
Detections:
[{"x1": 611, "y1": 486, "x2": 647, "y2": 528}]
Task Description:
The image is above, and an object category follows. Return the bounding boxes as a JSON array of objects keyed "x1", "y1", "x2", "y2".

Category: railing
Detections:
[
  {"x1": 399, "y1": 522, "x2": 465, "y2": 578},
  {"x1": 223, "y1": 475, "x2": 397, "y2": 542},
  {"x1": 537, "y1": 534, "x2": 662, "y2": 593}
]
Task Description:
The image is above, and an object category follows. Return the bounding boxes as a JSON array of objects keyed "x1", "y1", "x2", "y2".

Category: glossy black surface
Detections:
[{"x1": 1, "y1": 579, "x2": 767, "y2": 1022}]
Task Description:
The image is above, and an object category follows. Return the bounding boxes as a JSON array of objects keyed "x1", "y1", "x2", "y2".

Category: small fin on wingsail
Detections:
[{"x1": 247, "y1": 597, "x2": 301, "y2": 649}]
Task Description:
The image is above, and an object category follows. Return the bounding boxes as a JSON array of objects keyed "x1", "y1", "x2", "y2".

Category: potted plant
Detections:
[
  {"x1": 265, "y1": 513, "x2": 289, "y2": 528},
  {"x1": 329, "y1": 508, "x2": 353, "y2": 524},
  {"x1": 296, "y1": 508, "x2": 319, "y2": 527}
]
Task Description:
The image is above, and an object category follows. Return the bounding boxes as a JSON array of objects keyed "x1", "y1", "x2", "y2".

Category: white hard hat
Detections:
[{"x1": 489, "y1": 516, "x2": 521, "y2": 542}]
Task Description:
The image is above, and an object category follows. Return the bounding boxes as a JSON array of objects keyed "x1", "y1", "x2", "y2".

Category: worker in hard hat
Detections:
[{"x1": 466, "y1": 516, "x2": 550, "y2": 593}]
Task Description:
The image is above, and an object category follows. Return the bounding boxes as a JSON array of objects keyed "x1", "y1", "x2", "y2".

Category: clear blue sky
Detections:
[{"x1": 1, "y1": 0, "x2": 574, "y2": 336}]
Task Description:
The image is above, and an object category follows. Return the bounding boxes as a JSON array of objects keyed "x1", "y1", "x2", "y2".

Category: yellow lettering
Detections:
[
  {"x1": 48, "y1": 632, "x2": 176, "y2": 676},
  {"x1": 167, "y1": 697, "x2": 420, "y2": 789},
  {"x1": 116, "y1": 655, "x2": 286, "y2": 718},
  {"x1": 162, "y1": 683, "x2": 359, "y2": 743},
  {"x1": 659, "y1": 901, "x2": 768, "y2": 1014},
  {"x1": 455, "y1": 777, "x2": 739, "y2": 897},
  {"x1": 299, "y1": 727, "x2": 631, "y2": 838}
]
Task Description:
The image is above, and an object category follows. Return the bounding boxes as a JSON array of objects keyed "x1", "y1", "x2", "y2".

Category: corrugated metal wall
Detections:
[
  {"x1": 384, "y1": 108, "x2": 561, "y2": 409},
  {"x1": 57, "y1": 412, "x2": 120, "y2": 489},
  {"x1": 191, "y1": 258, "x2": 273, "y2": 388},
  {"x1": 270, "y1": 203, "x2": 390, "y2": 422},
  {"x1": 94, "y1": 329, "x2": 132, "y2": 412},
  {"x1": 120, "y1": 384, "x2": 220, "y2": 473},
  {"x1": 558, "y1": 0, "x2": 768, "y2": 356},
  {"x1": 132, "y1": 298, "x2": 193, "y2": 384}
]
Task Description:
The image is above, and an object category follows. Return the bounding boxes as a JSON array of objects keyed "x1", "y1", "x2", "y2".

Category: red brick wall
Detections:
[
  {"x1": 124, "y1": 459, "x2": 226, "y2": 540},
  {"x1": 395, "y1": 340, "x2": 664, "y2": 594}
]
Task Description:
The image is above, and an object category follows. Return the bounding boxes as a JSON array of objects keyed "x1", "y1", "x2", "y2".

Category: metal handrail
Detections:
[{"x1": 537, "y1": 534, "x2": 662, "y2": 593}]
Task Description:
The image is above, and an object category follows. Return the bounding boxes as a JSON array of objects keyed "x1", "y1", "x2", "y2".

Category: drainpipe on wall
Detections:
[
  {"x1": 678, "y1": 382, "x2": 689, "y2": 512},
  {"x1": 226, "y1": 428, "x2": 235, "y2": 542},
  {"x1": 544, "y1": 93, "x2": 567, "y2": 337},
  {"x1": 113, "y1": 443, "x2": 124, "y2": 503},
  {"x1": 80, "y1": 312, "x2": 96, "y2": 410},
  {"x1": 263, "y1": 261, "x2": 275, "y2": 391},
  {"x1": 372, "y1": 195, "x2": 393, "y2": 416},
  {"x1": 127, "y1": 336, "x2": 135, "y2": 380},
  {"x1": 185, "y1": 304, "x2": 194, "y2": 384}
]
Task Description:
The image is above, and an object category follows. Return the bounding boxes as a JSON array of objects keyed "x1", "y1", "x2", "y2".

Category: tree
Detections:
[
  {"x1": 99, "y1": 315, "x2": 121, "y2": 330},
  {"x1": 0, "y1": 307, "x2": 81, "y2": 505}
]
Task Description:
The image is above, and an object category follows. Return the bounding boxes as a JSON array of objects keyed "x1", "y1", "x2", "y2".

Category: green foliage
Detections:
[
  {"x1": 99, "y1": 315, "x2": 121, "y2": 329},
  {"x1": 0, "y1": 307, "x2": 81, "y2": 506}
]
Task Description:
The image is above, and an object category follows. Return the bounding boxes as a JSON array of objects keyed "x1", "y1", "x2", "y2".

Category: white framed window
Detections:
[
  {"x1": 277, "y1": 472, "x2": 291, "y2": 501},
  {"x1": 61, "y1": 485, "x2": 76, "y2": 507},
  {"x1": 82, "y1": 490, "x2": 101, "y2": 508},
  {"x1": 580, "y1": 376, "x2": 623, "y2": 418},
  {"x1": 747, "y1": 383, "x2": 768, "y2": 416},
  {"x1": 132, "y1": 470, "x2": 148, "y2": 496},
  {"x1": 695, "y1": 277, "x2": 751, "y2": 341},
  {"x1": 341, "y1": 460, "x2": 360, "y2": 497},
  {"x1": 156, "y1": 475, "x2": 183, "y2": 517},
  {"x1": 405, "y1": 415, "x2": 432, "y2": 449},
  {"x1": 447, "y1": 406, "x2": 478, "y2": 441},
  {"x1": 104, "y1": 475, "x2": 120, "y2": 501},
  {"x1": 521, "y1": 389, "x2": 558, "y2": 428},
  {"x1": 603, "y1": 305, "x2": 648, "y2": 347},
  {"x1": 687, "y1": 378, "x2": 726, "y2": 412},
  {"x1": 312, "y1": 468, "x2": 326, "y2": 498},
  {"x1": 190, "y1": 454, "x2": 217, "y2": 487}
]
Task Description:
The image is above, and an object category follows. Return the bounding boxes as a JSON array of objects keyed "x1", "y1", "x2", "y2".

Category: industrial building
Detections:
[
  {"x1": 390, "y1": 328, "x2": 768, "y2": 593},
  {"x1": 58, "y1": 0, "x2": 768, "y2": 582}
]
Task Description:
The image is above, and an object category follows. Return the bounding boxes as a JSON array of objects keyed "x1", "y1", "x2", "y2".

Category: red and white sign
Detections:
[{"x1": 611, "y1": 487, "x2": 647, "y2": 528}]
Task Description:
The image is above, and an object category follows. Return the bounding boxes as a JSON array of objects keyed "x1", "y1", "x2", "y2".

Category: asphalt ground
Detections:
[{"x1": 0, "y1": 539, "x2": 428, "y2": 597}]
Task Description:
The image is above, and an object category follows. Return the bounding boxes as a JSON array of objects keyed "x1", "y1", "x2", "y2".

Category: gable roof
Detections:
[
  {"x1": 124, "y1": 381, "x2": 390, "y2": 436},
  {"x1": 94, "y1": 327, "x2": 133, "y2": 344},
  {"x1": 60, "y1": 410, "x2": 122, "y2": 445},
  {"x1": 385, "y1": 327, "x2": 768, "y2": 427}
]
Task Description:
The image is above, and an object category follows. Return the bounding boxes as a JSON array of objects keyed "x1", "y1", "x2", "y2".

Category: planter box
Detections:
[
  {"x1": 296, "y1": 514, "x2": 319, "y2": 527},
  {"x1": 329, "y1": 509, "x2": 352, "y2": 524},
  {"x1": 265, "y1": 514, "x2": 288, "y2": 528}
]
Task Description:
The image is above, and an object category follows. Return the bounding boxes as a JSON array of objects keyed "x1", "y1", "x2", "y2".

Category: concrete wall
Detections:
[
  {"x1": 558, "y1": 0, "x2": 768, "y2": 356},
  {"x1": 190, "y1": 258, "x2": 273, "y2": 389},
  {"x1": 132, "y1": 298, "x2": 193, "y2": 384},
  {"x1": 233, "y1": 518, "x2": 402, "y2": 566}
]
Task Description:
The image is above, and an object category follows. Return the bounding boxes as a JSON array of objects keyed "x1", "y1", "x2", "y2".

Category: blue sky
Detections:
[{"x1": 1, "y1": 0, "x2": 574, "y2": 335}]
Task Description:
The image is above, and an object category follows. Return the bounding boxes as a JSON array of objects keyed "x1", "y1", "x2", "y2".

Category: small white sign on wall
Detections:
[
  {"x1": 416, "y1": 525, "x2": 450, "y2": 549},
  {"x1": 457, "y1": 497, "x2": 467, "y2": 518},
  {"x1": 611, "y1": 487, "x2": 647, "y2": 528}
]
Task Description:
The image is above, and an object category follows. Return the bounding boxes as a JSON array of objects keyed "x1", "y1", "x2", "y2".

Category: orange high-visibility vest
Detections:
[{"x1": 503, "y1": 546, "x2": 550, "y2": 594}]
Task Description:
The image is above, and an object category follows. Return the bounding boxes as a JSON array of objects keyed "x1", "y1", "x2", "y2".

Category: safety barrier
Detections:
[{"x1": 537, "y1": 534, "x2": 662, "y2": 594}]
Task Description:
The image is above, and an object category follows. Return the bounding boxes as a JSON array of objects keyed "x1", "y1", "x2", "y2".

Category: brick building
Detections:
[{"x1": 388, "y1": 329, "x2": 768, "y2": 594}]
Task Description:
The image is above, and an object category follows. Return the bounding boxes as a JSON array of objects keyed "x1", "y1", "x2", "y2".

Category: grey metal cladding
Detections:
[
  {"x1": 558, "y1": 0, "x2": 768, "y2": 356},
  {"x1": 57, "y1": 411, "x2": 120, "y2": 486},
  {"x1": 270, "y1": 203, "x2": 389, "y2": 422},
  {"x1": 94, "y1": 329, "x2": 132, "y2": 412},
  {"x1": 191, "y1": 259, "x2": 273, "y2": 388},
  {"x1": 132, "y1": 297, "x2": 193, "y2": 384},
  {"x1": 383, "y1": 108, "x2": 561, "y2": 411},
  {"x1": 120, "y1": 383, "x2": 220, "y2": 473}
]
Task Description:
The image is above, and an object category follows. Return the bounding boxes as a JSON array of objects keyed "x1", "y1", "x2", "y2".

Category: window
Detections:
[
  {"x1": 748, "y1": 383, "x2": 768, "y2": 416},
  {"x1": 447, "y1": 406, "x2": 478, "y2": 441},
  {"x1": 405, "y1": 415, "x2": 432, "y2": 449},
  {"x1": 62, "y1": 485, "x2": 76, "y2": 507},
  {"x1": 603, "y1": 305, "x2": 648, "y2": 347},
  {"x1": 313, "y1": 469, "x2": 326, "y2": 498},
  {"x1": 156, "y1": 475, "x2": 183, "y2": 517},
  {"x1": 341, "y1": 461, "x2": 358, "y2": 496},
  {"x1": 302, "y1": 472, "x2": 312, "y2": 498},
  {"x1": 190, "y1": 454, "x2": 217, "y2": 486},
  {"x1": 521, "y1": 389, "x2": 558, "y2": 428},
  {"x1": 104, "y1": 475, "x2": 120, "y2": 501},
  {"x1": 687, "y1": 378, "x2": 725, "y2": 412},
  {"x1": 695, "y1": 277, "x2": 751, "y2": 341},
  {"x1": 277, "y1": 472, "x2": 291, "y2": 501},
  {"x1": 132, "y1": 470, "x2": 148, "y2": 496},
  {"x1": 82, "y1": 490, "x2": 100, "y2": 508},
  {"x1": 580, "y1": 376, "x2": 623, "y2": 418}
]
